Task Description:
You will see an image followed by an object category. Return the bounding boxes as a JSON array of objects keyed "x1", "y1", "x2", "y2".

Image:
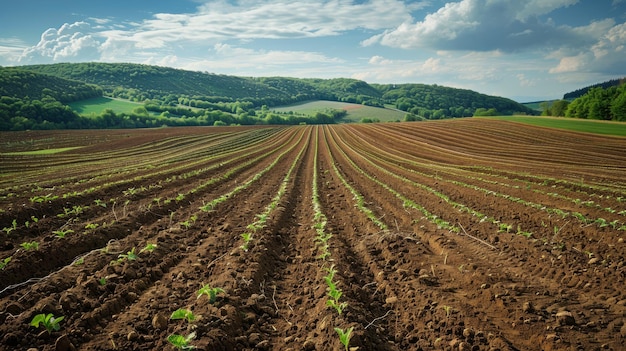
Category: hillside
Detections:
[
  {"x1": 20, "y1": 63, "x2": 288, "y2": 102},
  {"x1": 0, "y1": 62, "x2": 539, "y2": 130},
  {"x1": 0, "y1": 66, "x2": 101, "y2": 103},
  {"x1": 374, "y1": 83, "x2": 536, "y2": 117},
  {"x1": 19, "y1": 62, "x2": 534, "y2": 115},
  {"x1": 563, "y1": 77, "x2": 626, "y2": 100}
]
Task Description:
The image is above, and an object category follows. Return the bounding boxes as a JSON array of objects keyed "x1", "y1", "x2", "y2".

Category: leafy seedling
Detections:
[
  {"x1": 20, "y1": 241, "x2": 39, "y2": 251},
  {"x1": 118, "y1": 247, "x2": 138, "y2": 261},
  {"x1": 94, "y1": 199, "x2": 107, "y2": 208},
  {"x1": 197, "y1": 284, "x2": 224, "y2": 304},
  {"x1": 30, "y1": 313, "x2": 64, "y2": 334},
  {"x1": 327, "y1": 299, "x2": 348, "y2": 314},
  {"x1": 2, "y1": 219, "x2": 17, "y2": 235},
  {"x1": 170, "y1": 308, "x2": 196, "y2": 323},
  {"x1": 140, "y1": 243, "x2": 157, "y2": 254},
  {"x1": 334, "y1": 326, "x2": 354, "y2": 351},
  {"x1": 240, "y1": 233, "x2": 252, "y2": 251},
  {"x1": 53, "y1": 229, "x2": 74, "y2": 238},
  {"x1": 85, "y1": 223, "x2": 99, "y2": 230},
  {"x1": 167, "y1": 332, "x2": 196, "y2": 350},
  {"x1": 0, "y1": 256, "x2": 11, "y2": 270}
]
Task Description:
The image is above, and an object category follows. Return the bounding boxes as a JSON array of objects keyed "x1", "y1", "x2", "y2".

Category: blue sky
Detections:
[{"x1": 1, "y1": 0, "x2": 625, "y2": 102}]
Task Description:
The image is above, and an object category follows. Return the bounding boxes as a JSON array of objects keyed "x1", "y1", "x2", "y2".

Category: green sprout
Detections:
[
  {"x1": 20, "y1": 241, "x2": 39, "y2": 251},
  {"x1": 498, "y1": 223, "x2": 513, "y2": 233},
  {"x1": 84, "y1": 223, "x2": 99, "y2": 230},
  {"x1": 118, "y1": 247, "x2": 138, "y2": 262},
  {"x1": 0, "y1": 256, "x2": 11, "y2": 270},
  {"x1": 53, "y1": 229, "x2": 74, "y2": 238},
  {"x1": 30, "y1": 313, "x2": 64, "y2": 334},
  {"x1": 167, "y1": 332, "x2": 196, "y2": 350},
  {"x1": 2, "y1": 219, "x2": 17, "y2": 235},
  {"x1": 441, "y1": 305, "x2": 453, "y2": 318},
  {"x1": 240, "y1": 233, "x2": 252, "y2": 251},
  {"x1": 334, "y1": 327, "x2": 354, "y2": 351},
  {"x1": 94, "y1": 199, "x2": 107, "y2": 208},
  {"x1": 170, "y1": 308, "x2": 196, "y2": 323},
  {"x1": 140, "y1": 243, "x2": 157, "y2": 254},
  {"x1": 197, "y1": 284, "x2": 224, "y2": 304},
  {"x1": 327, "y1": 299, "x2": 348, "y2": 315}
]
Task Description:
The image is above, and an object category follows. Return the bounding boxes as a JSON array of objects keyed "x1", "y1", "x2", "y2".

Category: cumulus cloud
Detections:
[
  {"x1": 362, "y1": 0, "x2": 599, "y2": 52},
  {"x1": 19, "y1": 22, "x2": 102, "y2": 63},
  {"x1": 13, "y1": 1, "x2": 414, "y2": 65},
  {"x1": 550, "y1": 22, "x2": 626, "y2": 75}
]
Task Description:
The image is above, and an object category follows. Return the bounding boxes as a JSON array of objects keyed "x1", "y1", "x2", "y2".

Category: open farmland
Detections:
[
  {"x1": 1, "y1": 120, "x2": 626, "y2": 351},
  {"x1": 272, "y1": 100, "x2": 406, "y2": 122}
]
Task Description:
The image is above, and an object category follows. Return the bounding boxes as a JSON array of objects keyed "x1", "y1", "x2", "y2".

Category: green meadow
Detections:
[
  {"x1": 68, "y1": 97, "x2": 146, "y2": 115},
  {"x1": 480, "y1": 116, "x2": 626, "y2": 137},
  {"x1": 272, "y1": 100, "x2": 406, "y2": 123}
]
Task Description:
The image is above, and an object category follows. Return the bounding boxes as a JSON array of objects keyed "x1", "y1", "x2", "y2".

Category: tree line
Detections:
[
  {"x1": 541, "y1": 83, "x2": 626, "y2": 121},
  {"x1": 1, "y1": 62, "x2": 542, "y2": 131}
]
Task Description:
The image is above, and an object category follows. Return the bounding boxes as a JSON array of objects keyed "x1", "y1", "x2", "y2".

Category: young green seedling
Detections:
[
  {"x1": 240, "y1": 233, "x2": 252, "y2": 251},
  {"x1": 2, "y1": 219, "x2": 17, "y2": 235},
  {"x1": 140, "y1": 243, "x2": 157, "y2": 254},
  {"x1": 20, "y1": 241, "x2": 39, "y2": 251},
  {"x1": 118, "y1": 247, "x2": 138, "y2": 262},
  {"x1": 441, "y1": 305, "x2": 453, "y2": 318},
  {"x1": 170, "y1": 308, "x2": 196, "y2": 323},
  {"x1": 197, "y1": 284, "x2": 225, "y2": 304},
  {"x1": 0, "y1": 256, "x2": 11, "y2": 270},
  {"x1": 53, "y1": 229, "x2": 74, "y2": 238},
  {"x1": 327, "y1": 299, "x2": 348, "y2": 315},
  {"x1": 30, "y1": 313, "x2": 64, "y2": 334},
  {"x1": 334, "y1": 326, "x2": 354, "y2": 351},
  {"x1": 167, "y1": 332, "x2": 196, "y2": 350},
  {"x1": 94, "y1": 199, "x2": 107, "y2": 208}
]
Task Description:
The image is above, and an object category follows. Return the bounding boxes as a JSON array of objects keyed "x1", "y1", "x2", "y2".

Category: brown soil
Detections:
[{"x1": 1, "y1": 120, "x2": 625, "y2": 351}]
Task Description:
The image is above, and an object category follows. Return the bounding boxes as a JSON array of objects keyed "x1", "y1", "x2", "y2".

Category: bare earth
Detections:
[{"x1": 0, "y1": 120, "x2": 625, "y2": 351}]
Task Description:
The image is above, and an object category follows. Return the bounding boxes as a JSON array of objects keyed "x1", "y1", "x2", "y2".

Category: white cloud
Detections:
[
  {"x1": 125, "y1": 0, "x2": 414, "y2": 47},
  {"x1": 514, "y1": 0, "x2": 580, "y2": 21},
  {"x1": 10, "y1": 1, "x2": 416, "y2": 66},
  {"x1": 18, "y1": 22, "x2": 101, "y2": 63},
  {"x1": 549, "y1": 22, "x2": 626, "y2": 75},
  {"x1": 0, "y1": 38, "x2": 28, "y2": 64},
  {"x1": 362, "y1": 0, "x2": 598, "y2": 52},
  {"x1": 180, "y1": 43, "x2": 343, "y2": 74}
]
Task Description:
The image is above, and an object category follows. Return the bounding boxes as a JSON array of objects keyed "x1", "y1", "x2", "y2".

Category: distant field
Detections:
[
  {"x1": 272, "y1": 100, "x2": 406, "y2": 122},
  {"x1": 521, "y1": 101, "x2": 550, "y2": 111},
  {"x1": 480, "y1": 116, "x2": 626, "y2": 136},
  {"x1": 69, "y1": 97, "x2": 147, "y2": 115},
  {"x1": 1, "y1": 146, "x2": 82, "y2": 156}
]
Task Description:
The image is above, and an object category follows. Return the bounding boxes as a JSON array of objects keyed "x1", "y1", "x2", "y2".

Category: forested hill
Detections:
[
  {"x1": 21, "y1": 63, "x2": 287, "y2": 102},
  {"x1": 374, "y1": 83, "x2": 534, "y2": 117},
  {"x1": 0, "y1": 67, "x2": 102, "y2": 103},
  {"x1": 0, "y1": 62, "x2": 538, "y2": 130},
  {"x1": 563, "y1": 77, "x2": 626, "y2": 100},
  {"x1": 19, "y1": 62, "x2": 534, "y2": 115}
]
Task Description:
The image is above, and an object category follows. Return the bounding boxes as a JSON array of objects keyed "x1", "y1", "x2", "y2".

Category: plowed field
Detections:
[{"x1": 1, "y1": 120, "x2": 625, "y2": 351}]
